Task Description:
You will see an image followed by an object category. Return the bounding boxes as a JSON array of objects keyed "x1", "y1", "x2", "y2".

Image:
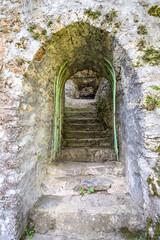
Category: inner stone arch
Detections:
[
  {"x1": 61, "y1": 70, "x2": 114, "y2": 163},
  {"x1": 19, "y1": 21, "x2": 145, "y2": 239}
]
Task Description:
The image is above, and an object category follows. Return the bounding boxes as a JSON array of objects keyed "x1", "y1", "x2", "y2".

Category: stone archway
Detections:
[{"x1": 6, "y1": 22, "x2": 145, "y2": 239}]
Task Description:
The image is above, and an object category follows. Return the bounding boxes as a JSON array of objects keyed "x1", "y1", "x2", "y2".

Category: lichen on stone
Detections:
[{"x1": 148, "y1": 5, "x2": 160, "y2": 18}]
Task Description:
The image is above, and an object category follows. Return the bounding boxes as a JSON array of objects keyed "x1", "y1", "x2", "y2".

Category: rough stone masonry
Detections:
[{"x1": 0, "y1": 0, "x2": 160, "y2": 239}]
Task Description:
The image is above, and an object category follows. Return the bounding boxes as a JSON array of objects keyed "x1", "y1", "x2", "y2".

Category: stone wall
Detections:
[{"x1": 0, "y1": 0, "x2": 160, "y2": 239}]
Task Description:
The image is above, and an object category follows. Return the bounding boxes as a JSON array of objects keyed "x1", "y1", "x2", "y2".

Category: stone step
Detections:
[
  {"x1": 65, "y1": 111, "x2": 97, "y2": 118},
  {"x1": 25, "y1": 231, "x2": 128, "y2": 240},
  {"x1": 41, "y1": 174, "x2": 127, "y2": 196},
  {"x1": 64, "y1": 131, "x2": 110, "y2": 139},
  {"x1": 65, "y1": 99, "x2": 96, "y2": 109},
  {"x1": 63, "y1": 138, "x2": 113, "y2": 148},
  {"x1": 59, "y1": 147, "x2": 116, "y2": 162},
  {"x1": 29, "y1": 194, "x2": 145, "y2": 237},
  {"x1": 47, "y1": 162, "x2": 125, "y2": 177},
  {"x1": 64, "y1": 118, "x2": 100, "y2": 124},
  {"x1": 65, "y1": 107, "x2": 96, "y2": 112},
  {"x1": 64, "y1": 123, "x2": 105, "y2": 131}
]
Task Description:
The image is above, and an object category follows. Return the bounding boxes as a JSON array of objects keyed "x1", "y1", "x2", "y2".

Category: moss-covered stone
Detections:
[
  {"x1": 146, "y1": 217, "x2": 160, "y2": 240},
  {"x1": 143, "y1": 95, "x2": 160, "y2": 111},
  {"x1": 147, "y1": 175, "x2": 160, "y2": 198},
  {"x1": 155, "y1": 146, "x2": 160, "y2": 156},
  {"x1": 119, "y1": 227, "x2": 145, "y2": 239},
  {"x1": 142, "y1": 47, "x2": 160, "y2": 66},
  {"x1": 148, "y1": 5, "x2": 160, "y2": 18}
]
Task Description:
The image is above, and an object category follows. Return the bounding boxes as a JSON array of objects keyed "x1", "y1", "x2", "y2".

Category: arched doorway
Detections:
[{"x1": 18, "y1": 21, "x2": 144, "y2": 239}]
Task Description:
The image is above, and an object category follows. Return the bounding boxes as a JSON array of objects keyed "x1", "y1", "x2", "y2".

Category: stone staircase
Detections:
[
  {"x1": 28, "y1": 100, "x2": 145, "y2": 240},
  {"x1": 61, "y1": 102, "x2": 116, "y2": 162}
]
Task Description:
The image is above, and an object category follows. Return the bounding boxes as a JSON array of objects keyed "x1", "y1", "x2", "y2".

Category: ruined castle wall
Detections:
[{"x1": 0, "y1": 0, "x2": 160, "y2": 239}]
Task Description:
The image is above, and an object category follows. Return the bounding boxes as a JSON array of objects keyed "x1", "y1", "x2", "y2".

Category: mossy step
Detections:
[
  {"x1": 64, "y1": 131, "x2": 111, "y2": 139},
  {"x1": 64, "y1": 123, "x2": 105, "y2": 131},
  {"x1": 63, "y1": 138, "x2": 113, "y2": 148},
  {"x1": 60, "y1": 147, "x2": 116, "y2": 162}
]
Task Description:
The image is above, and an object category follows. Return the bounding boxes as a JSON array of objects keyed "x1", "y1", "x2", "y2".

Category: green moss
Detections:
[
  {"x1": 137, "y1": 37, "x2": 146, "y2": 51},
  {"x1": 23, "y1": 72, "x2": 28, "y2": 78},
  {"x1": 27, "y1": 24, "x2": 36, "y2": 32},
  {"x1": 47, "y1": 20, "x2": 52, "y2": 27},
  {"x1": 155, "y1": 145, "x2": 160, "y2": 156},
  {"x1": 134, "y1": 19, "x2": 139, "y2": 23},
  {"x1": 41, "y1": 28, "x2": 47, "y2": 35},
  {"x1": 32, "y1": 32, "x2": 40, "y2": 40},
  {"x1": 119, "y1": 227, "x2": 145, "y2": 239},
  {"x1": 57, "y1": 16, "x2": 61, "y2": 23},
  {"x1": 133, "y1": 60, "x2": 141, "y2": 67},
  {"x1": 148, "y1": 5, "x2": 160, "y2": 17},
  {"x1": 143, "y1": 95, "x2": 160, "y2": 111},
  {"x1": 146, "y1": 217, "x2": 153, "y2": 239},
  {"x1": 153, "y1": 85, "x2": 160, "y2": 90},
  {"x1": 137, "y1": 24, "x2": 148, "y2": 35},
  {"x1": 105, "y1": 8, "x2": 118, "y2": 22},
  {"x1": 146, "y1": 217, "x2": 160, "y2": 240},
  {"x1": 147, "y1": 175, "x2": 160, "y2": 198},
  {"x1": 84, "y1": 8, "x2": 101, "y2": 19},
  {"x1": 142, "y1": 47, "x2": 160, "y2": 66}
]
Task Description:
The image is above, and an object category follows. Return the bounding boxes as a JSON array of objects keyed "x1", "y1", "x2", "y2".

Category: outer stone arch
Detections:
[{"x1": 15, "y1": 21, "x2": 144, "y2": 240}]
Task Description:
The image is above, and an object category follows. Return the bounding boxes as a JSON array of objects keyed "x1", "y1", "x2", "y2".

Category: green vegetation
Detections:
[
  {"x1": 32, "y1": 32, "x2": 40, "y2": 39},
  {"x1": 147, "y1": 175, "x2": 160, "y2": 197},
  {"x1": 148, "y1": 5, "x2": 160, "y2": 17},
  {"x1": 25, "y1": 228, "x2": 35, "y2": 239},
  {"x1": 134, "y1": 19, "x2": 139, "y2": 23},
  {"x1": 119, "y1": 227, "x2": 145, "y2": 239},
  {"x1": 20, "y1": 228, "x2": 35, "y2": 240},
  {"x1": 142, "y1": 47, "x2": 160, "y2": 66},
  {"x1": 27, "y1": 24, "x2": 36, "y2": 33},
  {"x1": 41, "y1": 28, "x2": 47, "y2": 35},
  {"x1": 57, "y1": 16, "x2": 61, "y2": 23},
  {"x1": 105, "y1": 8, "x2": 118, "y2": 22},
  {"x1": 80, "y1": 188, "x2": 85, "y2": 195},
  {"x1": 153, "y1": 85, "x2": 160, "y2": 90},
  {"x1": 47, "y1": 20, "x2": 52, "y2": 27},
  {"x1": 133, "y1": 61, "x2": 141, "y2": 67},
  {"x1": 16, "y1": 42, "x2": 21, "y2": 46},
  {"x1": 144, "y1": 95, "x2": 160, "y2": 111},
  {"x1": 155, "y1": 145, "x2": 160, "y2": 156},
  {"x1": 79, "y1": 187, "x2": 94, "y2": 195},
  {"x1": 37, "y1": 154, "x2": 42, "y2": 160},
  {"x1": 16, "y1": 57, "x2": 25, "y2": 66},
  {"x1": 137, "y1": 37, "x2": 146, "y2": 51},
  {"x1": 87, "y1": 187, "x2": 94, "y2": 194},
  {"x1": 23, "y1": 72, "x2": 28, "y2": 77},
  {"x1": 137, "y1": 24, "x2": 148, "y2": 35},
  {"x1": 84, "y1": 8, "x2": 101, "y2": 19},
  {"x1": 146, "y1": 218, "x2": 160, "y2": 240}
]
